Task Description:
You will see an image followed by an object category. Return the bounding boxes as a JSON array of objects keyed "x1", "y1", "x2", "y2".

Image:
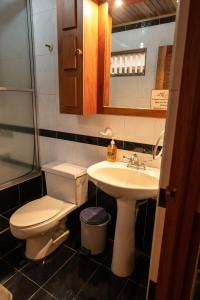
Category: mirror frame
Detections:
[{"x1": 97, "y1": 0, "x2": 166, "y2": 118}]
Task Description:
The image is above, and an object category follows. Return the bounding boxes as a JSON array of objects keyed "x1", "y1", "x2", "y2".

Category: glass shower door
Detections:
[{"x1": 0, "y1": 0, "x2": 38, "y2": 186}]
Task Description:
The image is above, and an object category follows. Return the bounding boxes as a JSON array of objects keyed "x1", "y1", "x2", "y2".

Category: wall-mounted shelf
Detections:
[{"x1": 110, "y1": 49, "x2": 146, "y2": 77}]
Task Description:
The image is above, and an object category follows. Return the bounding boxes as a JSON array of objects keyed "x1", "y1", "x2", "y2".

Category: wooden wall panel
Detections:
[
  {"x1": 63, "y1": 75, "x2": 77, "y2": 107},
  {"x1": 155, "y1": 45, "x2": 173, "y2": 90},
  {"x1": 62, "y1": 35, "x2": 77, "y2": 70},
  {"x1": 82, "y1": 0, "x2": 98, "y2": 114},
  {"x1": 62, "y1": 0, "x2": 77, "y2": 30}
]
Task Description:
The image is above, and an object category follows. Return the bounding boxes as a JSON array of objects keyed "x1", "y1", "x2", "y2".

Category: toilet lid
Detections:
[{"x1": 10, "y1": 196, "x2": 64, "y2": 228}]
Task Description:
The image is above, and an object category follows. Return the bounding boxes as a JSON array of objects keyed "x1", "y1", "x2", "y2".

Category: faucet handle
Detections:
[{"x1": 122, "y1": 155, "x2": 132, "y2": 162}]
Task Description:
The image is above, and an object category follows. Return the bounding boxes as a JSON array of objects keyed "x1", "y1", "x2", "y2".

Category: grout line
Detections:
[
  {"x1": 1, "y1": 272, "x2": 17, "y2": 286},
  {"x1": 17, "y1": 270, "x2": 45, "y2": 290},
  {"x1": 27, "y1": 287, "x2": 58, "y2": 300},
  {"x1": 116, "y1": 279, "x2": 129, "y2": 300},
  {"x1": 26, "y1": 287, "x2": 41, "y2": 300},
  {"x1": 0, "y1": 205, "x2": 20, "y2": 219},
  {"x1": 63, "y1": 243, "x2": 79, "y2": 253},
  {"x1": 0, "y1": 227, "x2": 9, "y2": 235},
  {"x1": 37, "y1": 252, "x2": 77, "y2": 290},
  {"x1": 74, "y1": 264, "x2": 102, "y2": 299},
  {"x1": 0, "y1": 243, "x2": 22, "y2": 259},
  {"x1": 127, "y1": 277, "x2": 147, "y2": 289}
]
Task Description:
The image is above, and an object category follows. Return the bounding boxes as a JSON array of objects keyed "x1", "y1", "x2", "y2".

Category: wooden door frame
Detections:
[{"x1": 156, "y1": 0, "x2": 200, "y2": 299}]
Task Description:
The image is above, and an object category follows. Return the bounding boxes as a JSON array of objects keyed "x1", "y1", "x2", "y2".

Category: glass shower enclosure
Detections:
[{"x1": 0, "y1": 0, "x2": 39, "y2": 188}]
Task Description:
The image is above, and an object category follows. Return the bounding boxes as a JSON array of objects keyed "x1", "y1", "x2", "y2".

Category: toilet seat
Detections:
[{"x1": 10, "y1": 196, "x2": 64, "y2": 229}]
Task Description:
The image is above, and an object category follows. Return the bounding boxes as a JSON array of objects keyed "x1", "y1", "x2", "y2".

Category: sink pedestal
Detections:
[{"x1": 111, "y1": 198, "x2": 136, "y2": 277}]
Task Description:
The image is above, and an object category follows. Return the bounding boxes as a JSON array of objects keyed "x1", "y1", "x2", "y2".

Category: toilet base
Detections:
[{"x1": 25, "y1": 220, "x2": 70, "y2": 260}]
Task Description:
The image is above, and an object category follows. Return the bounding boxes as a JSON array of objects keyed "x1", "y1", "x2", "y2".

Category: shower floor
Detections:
[{"x1": 0, "y1": 161, "x2": 32, "y2": 186}]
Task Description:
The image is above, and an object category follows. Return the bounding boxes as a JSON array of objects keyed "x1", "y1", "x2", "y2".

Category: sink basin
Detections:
[
  {"x1": 87, "y1": 161, "x2": 159, "y2": 200},
  {"x1": 87, "y1": 161, "x2": 159, "y2": 277}
]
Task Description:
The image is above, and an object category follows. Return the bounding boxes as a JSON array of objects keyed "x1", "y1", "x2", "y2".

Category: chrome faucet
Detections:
[{"x1": 123, "y1": 153, "x2": 146, "y2": 170}]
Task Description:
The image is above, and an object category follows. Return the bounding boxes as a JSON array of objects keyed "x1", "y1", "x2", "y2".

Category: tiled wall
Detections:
[{"x1": 31, "y1": 0, "x2": 166, "y2": 169}]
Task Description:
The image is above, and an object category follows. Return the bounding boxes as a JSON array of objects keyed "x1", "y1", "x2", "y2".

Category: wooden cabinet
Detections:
[{"x1": 57, "y1": 0, "x2": 98, "y2": 114}]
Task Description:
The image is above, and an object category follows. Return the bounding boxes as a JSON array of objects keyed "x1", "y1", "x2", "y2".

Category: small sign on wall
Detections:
[{"x1": 150, "y1": 89, "x2": 169, "y2": 110}]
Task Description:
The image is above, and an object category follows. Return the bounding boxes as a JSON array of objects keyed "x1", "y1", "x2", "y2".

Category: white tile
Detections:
[
  {"x1": 75, "y1": 143, "x2": 106, "y2": 168},
  {"x1": 31, "y1": 0, "x2": 56, "y2": 15},
  {"x1": 55, "y1": 140, "x2": 105, "y2": 167},
  {"x1": 39, "y1": 136, "x2": 57, "y2": 164},
  {"x1": 123, "y1": 117, "x2": 156, "y2": 144},
  {"x1": 32, "y1": 9, "x2": 57, "y2": 56},
  {"x1": 35, "y1": 53, "x2": 58, "y2": 95},
  {"x1": 37, "y1": 94, "x2": 57, "y2": 130},
  {"x1": 55, "y1": 139, "x2": 77, "y2": 164},
  {"x1": 56, "y1": 114, "x2": 125, "y2": 139}
]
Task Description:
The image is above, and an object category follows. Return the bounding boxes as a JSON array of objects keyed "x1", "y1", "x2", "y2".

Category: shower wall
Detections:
[{"x1": 0, "y1": 0, "x2": 38, "y2": 186}]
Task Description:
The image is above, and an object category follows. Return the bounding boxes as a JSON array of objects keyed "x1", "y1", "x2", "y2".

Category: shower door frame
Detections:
[{"x1": 0, "y1": 0, "x2": 40, "y2": 190}]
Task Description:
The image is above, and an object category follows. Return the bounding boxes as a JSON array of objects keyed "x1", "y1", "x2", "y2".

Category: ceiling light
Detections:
[{"x1": 115, "y1": 0, "x2": 123, "y2": 8}]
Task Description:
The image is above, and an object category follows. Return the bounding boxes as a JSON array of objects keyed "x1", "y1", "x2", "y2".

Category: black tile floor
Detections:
[{"x1": 0, "y1": 232, "x2": 149, "y2": 300}]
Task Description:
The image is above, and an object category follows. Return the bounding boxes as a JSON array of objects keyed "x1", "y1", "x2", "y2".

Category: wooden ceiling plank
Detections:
[
  {"x1": 141, "y1": 1, "x2": 160, "y2": 17},
  {"x1": 111, "y1": 0, "x2": 177, "y2": 26},
  {"x1": 153, "y1": 0, "x2": 170, "y2": 14},
  {"x1": 112, "y1": 5, "x2": 140, "y2": 24}
]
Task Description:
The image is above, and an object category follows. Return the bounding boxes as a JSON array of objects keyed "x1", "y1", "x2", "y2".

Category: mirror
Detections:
[{"x1": 98, "y1": 0, "x2": 177, "y2": 117}]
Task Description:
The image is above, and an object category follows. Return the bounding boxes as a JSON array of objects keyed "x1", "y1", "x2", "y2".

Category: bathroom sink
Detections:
[
  {"x1": 87, "y1": 161, "x2": 159, "y2": 200},
  {"x1": 87, "y1": 161, "x2": 160, "y2": 277}
]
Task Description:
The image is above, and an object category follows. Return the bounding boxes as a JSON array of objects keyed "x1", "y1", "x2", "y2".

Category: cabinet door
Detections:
[{"x1": 57, "y1": 0, "x2": 83, "y2": 114}]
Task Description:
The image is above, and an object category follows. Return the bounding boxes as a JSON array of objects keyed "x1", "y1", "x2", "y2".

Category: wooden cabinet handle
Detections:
[{"x1": 75, "y1": 48, "x2": 83, "y2": 56}]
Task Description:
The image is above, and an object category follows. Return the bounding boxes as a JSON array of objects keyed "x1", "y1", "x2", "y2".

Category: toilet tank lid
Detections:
[{"x1": 42, "y1": 162, "x2": 87, "y2": 179}]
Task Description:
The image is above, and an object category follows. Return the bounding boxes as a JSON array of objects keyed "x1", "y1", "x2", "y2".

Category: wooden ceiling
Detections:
[{"x1": 111, "y1": 0, "x2": 177, "y2": 26}]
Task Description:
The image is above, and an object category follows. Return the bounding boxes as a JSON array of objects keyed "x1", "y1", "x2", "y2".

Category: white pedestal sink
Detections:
[{"x1": 87, "y1": 161, "x2": 159, "y2": 277}]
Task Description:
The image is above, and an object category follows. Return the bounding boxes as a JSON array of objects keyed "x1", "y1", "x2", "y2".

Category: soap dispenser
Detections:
[{"x1": 107, "y1": 137, "x2": 117, "y2": 162}]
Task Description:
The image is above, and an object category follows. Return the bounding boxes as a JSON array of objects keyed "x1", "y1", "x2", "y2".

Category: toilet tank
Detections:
[{"x1": 42, "y1": 162, "x2": 88, "y2": 206}]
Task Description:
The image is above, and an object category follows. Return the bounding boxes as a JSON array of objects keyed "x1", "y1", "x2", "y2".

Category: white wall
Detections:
[
  {"x1": 110, "y1": 22, "x2": 175, "y2": 108},
  {"x1": 32, "y1": 0, "x2": 165, "y2": 169}
]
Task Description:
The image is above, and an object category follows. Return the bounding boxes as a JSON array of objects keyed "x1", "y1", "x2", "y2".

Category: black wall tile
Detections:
[
  {"x1": 97, "y1": 189, "x2": 117, "y2": 239},
  {"x1": 143, "y1": 199, "x2": 156, "y2": 255},
  {"x1": 19, "y1": 175, "x2": 42, "y2": 205},
  {"x1": 98, "y1": 137, "x2": 123, "y2": 149},
  {"x1": 0, "y1": 230, "x2": 20, "y2": 257},
  {"x1": 160, "y1": 15, "x2": 176, "y2": 24},
  {"x1": 57, "y1": 131, "x2": 77, "y2": 142},
  {"x1": 76, "y1": 134, "x2": 98, "y2": 145},
  {"x1": 87, "y1": 181, "x2": 97, "y2": 207},
  {"x1": 135, "y1": 202, "x2": 148, "y2": 251},
  {"x1": 112, "y1": 26, "x2": 126, "y2": 33},
  {"x1": 41, "y1": 171, "x2": 47, "y2": 196},
  {"x1": 0, "y1": 185, "x2": 19, "y2": 214},
  {"x1": 39, "y1": 129, "x2": 57, "y2": 138},
  {"x1": 0, "y1": 216, "x2": 9, "y2": 233}
]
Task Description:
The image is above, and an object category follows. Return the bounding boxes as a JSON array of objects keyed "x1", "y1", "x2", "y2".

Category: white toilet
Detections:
[{"x1": 9, "y1": 162, "x2": 88, "y2": 260}]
